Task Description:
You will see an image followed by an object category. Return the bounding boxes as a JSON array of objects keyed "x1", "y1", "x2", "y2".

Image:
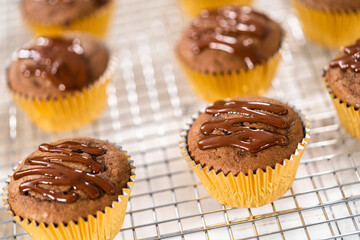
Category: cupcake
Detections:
[
  {"x1": 179, "y1": 0, "x2": 252, "y2": 16},
  {"x1": 2, "y1": 137, "x2": 135, "y2": 240},
  {"x1": 176, "y1": 6, "x2": 283, "y2": 102},
  {"x1": 323, "y1": 39, "x2": 360, "y2": 139},
  {"x1": 21, "y1": 0, "x2": 114, "y2": 38},
  {"x1": 7, "y1": 34, "x2": 116, "y2": 132},
  {"x1": 292, "y1": 0, "x2": 360, "y2": 48},
  {"x1": 180, "y1": 97, "x2": 310, "y2": 208}
]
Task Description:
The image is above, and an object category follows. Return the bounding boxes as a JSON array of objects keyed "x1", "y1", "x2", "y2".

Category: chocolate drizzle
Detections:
[
  {"x1": 189, "y1": 6, "x2": 270, "y2": 69},
  {"x1": 198, "y1": 100, "x2": 289, "y2": 153},
  {"x1": 17, "y1": 37, "x2": 90, "y2": 92},
  {"x1": 330, "y1": 40, "x2": 360, "y2": 73},
  {"x1": 13, "y1": 141, "x2": 115, "y2": 203},
  {"x1": 38, "y1": 142, "x2": 105, "y2": 173}
]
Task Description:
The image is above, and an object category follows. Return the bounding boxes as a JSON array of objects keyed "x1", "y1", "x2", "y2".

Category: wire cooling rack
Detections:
[{"x1": 0, "y1": 0, "x2": 360, "y2": 239}]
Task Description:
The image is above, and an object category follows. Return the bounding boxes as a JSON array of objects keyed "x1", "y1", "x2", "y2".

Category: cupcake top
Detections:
[
  {"x1": 177, "y1": 5, "x2": 283, "y2": 72},
  {"x1": 187, "y1": 96, "x2": 304, "y2": 176},
  {"x1": 7, "y1": 34, "x2": 109, "y2": 99},
  {"x1": 297, "y1": 0, "x2": 360, "y2": 11},
  {"x1": 325, "y1": 39, "x2": 360, "y2": 108},
  {"x1": 21, "y1": 0, "x2": 110, "y2": 25},
  {"x1": 8, "y1": 137, "x2": 131, "y2": 224}
]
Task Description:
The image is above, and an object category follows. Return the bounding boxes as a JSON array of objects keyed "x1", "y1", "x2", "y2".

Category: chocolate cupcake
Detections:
[
  {"x1": 323, "y1": 39, "x2": 360, "y2": 139},
  {"x1": 176, "y1": 5, "x2": 283, "y2": 102},
  {"x1": 3, "y1": 137, "x2": 135, "y2": 239},
  {"x1": 21, "y1": 0, "x2": 114, "y2": 38},
  {"x1": 292, "y1": 0, "x2": 360, "y2": 48},
  {"x1": 180, "y1": 97, "x2": 310, "y2": 208},
  {"x1": 7, "y1": 33, "x2": 116, "y2": 131}
]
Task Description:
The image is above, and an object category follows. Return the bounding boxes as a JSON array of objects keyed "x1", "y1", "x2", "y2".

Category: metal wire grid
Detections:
[{"x1": 0, "y1": 0, "x2": 359, "y2": 239}]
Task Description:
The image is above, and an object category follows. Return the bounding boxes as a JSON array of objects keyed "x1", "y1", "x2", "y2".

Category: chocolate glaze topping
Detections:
[
  {"x1": 13, "y1": 141, "x2": 115, "y2": 203},
  {"x1": 198, "y1": 100, "x2": 289, "y2": 153},
  {"x1": 330, "y1": 40, "x2": 360, "y2": 73},
  {"x1": 38, "y1": 142, "x2": 105, "y2": 173},
  {"x1": 189, "y1": 6, "x2": 271, "y2": 69},
  {"x1": 17, "y1": 37, "x2": 90, "y2": 92}
]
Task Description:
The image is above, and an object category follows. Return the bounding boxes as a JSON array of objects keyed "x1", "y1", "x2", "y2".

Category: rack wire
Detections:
[{"x1": 0, "y1": 0, "x2": 360, "y2": 239}]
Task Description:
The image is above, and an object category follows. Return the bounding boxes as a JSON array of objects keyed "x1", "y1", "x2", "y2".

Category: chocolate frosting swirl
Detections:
[
  {"x1": 17, "y1": 37, "x2": 90, "y2": 92},
  {"x1": 13, "y1": 141, "x2": 115, "y2": 203},
  {"x1": 198, "y1": 100, "x2": 289, "y2": 153},
  {"x1": 189, "y1": 6, "x2": 271, "y2": 69},
  {"x1": 330, "y1": 40, "x2": 360, "y2": 73}
]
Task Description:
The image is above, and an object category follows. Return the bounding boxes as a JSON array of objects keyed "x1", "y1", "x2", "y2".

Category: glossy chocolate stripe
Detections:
[
  {"x1": 190, "y1": 6, "x2": 270, "y2": 69},
  {"x1": 27, "y1": 155, "x2": 104, "y2": 174},
  {"x1": 206, "y1": 100, "x2": 288, "y2": 115},
  {"x1": 330, "y1": 40, "x2": 360, "y2": 73},
  {"x1": 18, "y1": 37, "x2": 89, "y2": 92},
  {"x1": 199, "y1": 100, "x2": 289, "y2": 153},
  {"x1": 205, "y1": 100, "x2": 288, "y2": 129},
  {"x1": 199, "y1": 127, "x2": 288, "y2": 153},
  {"x1": 14, "y1": 159, "x2": 115, "y2": 203},
  {"x1": 39, "y1": 141, "x2": 106, "y2": 156},
  {"x1": 13, "y1": 141, "x2": 114, "y2": 203},
  {"x1": 200, "y1": 116, "x2": 287, "y2": 136},
  {"x1": 37, "y1": 141, "x2": 106, "y2": 173}
]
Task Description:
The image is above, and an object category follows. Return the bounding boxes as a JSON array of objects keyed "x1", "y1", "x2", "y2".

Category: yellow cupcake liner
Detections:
[
  {"x1": 292, "y1": 0, "x2": 360, "y2": 48},
  {"x1": 22, "y1": 0, "x2": 114, "y2": 39},
  {"x1": 180, "y1": 109, "x2": 310, "y2": 208},
  {"x1": 323, "y1": 77, "x2": 360, "y2": 139},
  {"x1": 2, "y1": 144, "x2": 136, "y2": 240},
  {"x1": 7, "y1": 49, "x2": 117, "y2": 132},
  {"x1": 178, "y1": 53, "x2": 281, "y2": 102},
  {"x1": 179, "y1": 0, "x2": 252, "y2": 16}
]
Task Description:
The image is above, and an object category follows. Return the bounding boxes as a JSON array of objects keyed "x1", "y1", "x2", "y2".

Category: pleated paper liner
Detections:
[
  {"x1": 7, "y1": 45, "x2": 118, "y2": 132},
  {"x1": 2, "y1": 144, "x2": 136, "y2": 240},
  {"x1": 178, "y1": 53, "x2": 281, "y2": 103},
  {"x1": 292, "y1": 0, "x2": 360, "y2": 48},
  {"x1": 22, "y1": 0, "x2": 114, "y2": 39},
  {"x1": 179, "y1": 108, "x2": 310, "y2": 208},
  {"x1": 323, "y1": 78, "x2": 360, "y2": 139},
  {"x1": 179, "y1": 0, "x2": 252, "y2": 16}
]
